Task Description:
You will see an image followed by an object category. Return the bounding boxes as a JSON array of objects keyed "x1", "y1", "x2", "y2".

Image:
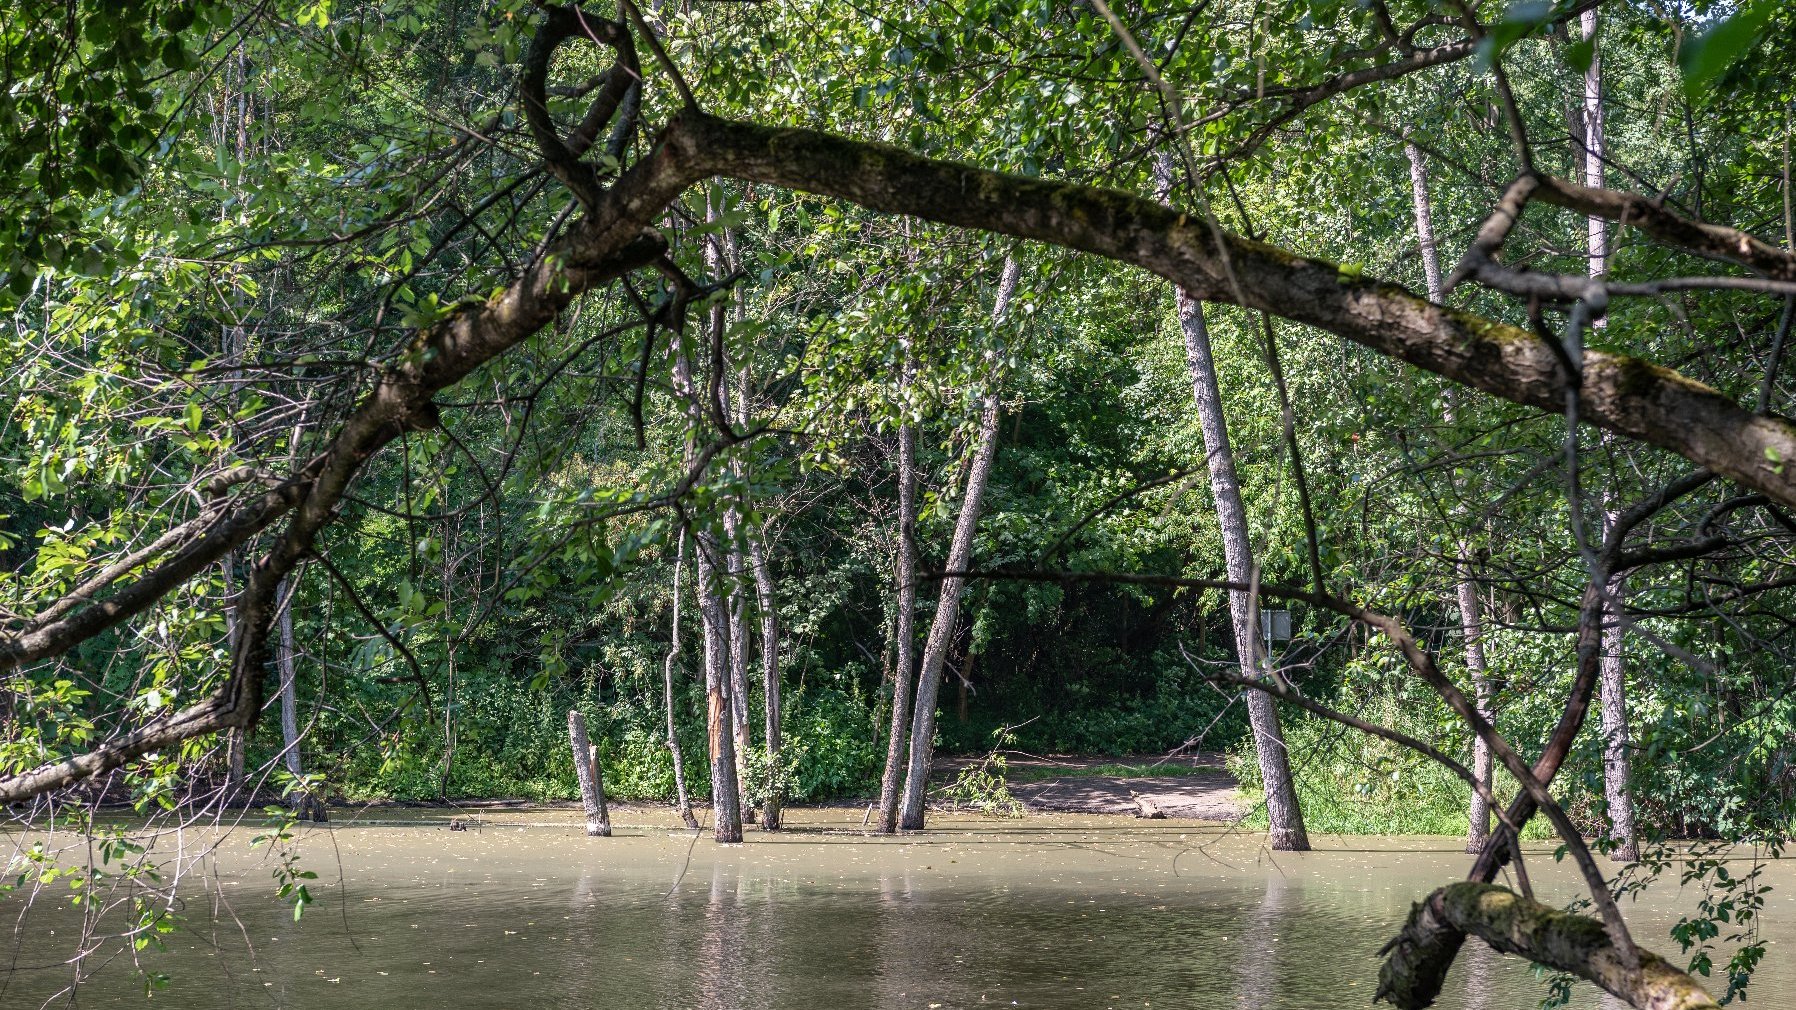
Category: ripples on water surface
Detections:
[{"x1": 0, "y1": 809, "x2": 1785, "y2": 1008}]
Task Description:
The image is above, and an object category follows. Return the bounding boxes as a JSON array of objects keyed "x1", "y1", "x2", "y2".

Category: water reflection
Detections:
[{"x1": 0, "y1": 816, "x2": 1783, "y2": 1010}]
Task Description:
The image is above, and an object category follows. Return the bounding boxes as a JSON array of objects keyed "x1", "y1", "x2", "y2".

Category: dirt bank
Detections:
[{"x1": 936, "y1": 752, "x2": 1244, "y2": 821}]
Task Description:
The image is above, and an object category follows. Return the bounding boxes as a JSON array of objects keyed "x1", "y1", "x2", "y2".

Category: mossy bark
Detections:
[{"x1": 1378, "y1": 883, "x2": 1718, "y2": 1010}]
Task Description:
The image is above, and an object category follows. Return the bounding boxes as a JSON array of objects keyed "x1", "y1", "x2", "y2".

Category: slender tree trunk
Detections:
[
  {"x1": 896, "y1": 257, "x2": 1018, "y2": 831},
  {"x1": 1179, "y1": 296, "x2": 1309, "y2": 851},
  {"x1": 274, "y1": 576, "x2": 324, "y2": 821},
  {"x1": 1582, "y1": 10, "x2": 1638, "y2": 861},
  {"x1": 674, "y1": 336, "x2": 743, "y2": 843},
  {"x1": 748, "y1": 526, "x2": 782, "y2": 829},
  {"x1": 696, "y1": 531, "x2": 743, "y2": 842},
  {"x1": 876, "y1": 364, "x2": 920, "y2": 834},
  {"x1": 1405, "y1": 140, "x2": 1496, "y2": 854},
  {"x1": 725, "y1": 532, "x2": 755, "y2": 823},
  {"x1": 222, "y1": 557, "x2": 247, "y2": 802},
  {"x1": 664, "y1": 533, "x2": 700, "y2": 828},
  {"x1": 567, "y1": 710, "x2": 612, "y2": 837},
  {"x1": 1154, "y1": 153, "x2": 1308, "y2": 851},
  {"x1": 706, "y1": 187, "x2": 758, "y2": 826}
]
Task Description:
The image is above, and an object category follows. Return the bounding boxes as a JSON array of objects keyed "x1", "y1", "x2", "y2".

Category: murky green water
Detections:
[{"x1": 0, "y1": 808, "x2": 1785, "y2": 1008}]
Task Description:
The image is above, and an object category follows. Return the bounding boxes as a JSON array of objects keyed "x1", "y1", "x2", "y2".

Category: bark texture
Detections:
[
  {"x1": 663, "y1": 534, "x2": 699, "y2": 829},
  {"x1": 896, "y1": 258, "x2": 1018, "y2": 832},
  {"x1": 1177, "y1": 294, "x2": 1308, "y2": 851},
  {"x1": 1404, "y1": 140, "x2": 1494, "y2": 853},
  {"x1": 748, "y1": 525, "x2": 782, "y2": 830},
  {"x1": 567, "y1": 710, "x2": 612, "y2": 837},
  {"x1": 1583, "y1": 10, "x2": 1638, "y2": 862},
  {"x1": 1378, "y1": 883, "x2": 1718, "y2": 1010},
  {"x1": 876, "y1": 365, "x2": 920, "y2": 834}
]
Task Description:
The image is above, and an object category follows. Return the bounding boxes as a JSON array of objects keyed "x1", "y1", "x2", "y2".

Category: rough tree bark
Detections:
[
  {"x1": 748, "y1": 525, "x2": 782, "y2": 829},
  {"x1": 1405, "y1": 140, "x2": 1495, "y2": 854},
  {"x1": 567, "y1": 709, "x2": 611, "y2": 837},
  {"x1": 674, "y1": 341, "x2": 743, "y2": 843},
  {"x1": 707, "y1": 189, "x2": 758, "y2": 826},
  {"x1": 876, "y1": 358, "x2": 920, "y2": 834},
  {"x1": 1379, "y1": 883, "x2": 1718, "y2": 1010},
  {"x1": 896, "y1": 257, "x2": 1018, "y2": 832},
  {"x1": 1176, "y1": 297, "x2": 1309, "y2": 852},
  {"x1": 273, "y1": 576, "x2": 325, "y2": 821},
  {"x1": 1155, "y1": 152, "x2": 1307, "y2": 851},
  {"x1": 663, "y1": 532, "x2": 699, "y2": 829},
  {"x1": 1582, "y1": 9, "x2": 1639, "y2": 862}
]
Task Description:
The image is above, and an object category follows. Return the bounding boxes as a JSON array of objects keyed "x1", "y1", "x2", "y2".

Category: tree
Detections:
[
  {"x1": 3, "y1": 1, "x2": 1791, "y2": 1001},
  {"x1": 896, "y1": 257, "x2": 1017, "y2": 831},
  {"x1": 1156, "y1": 152, "x2": 1307, "y2": 851}
]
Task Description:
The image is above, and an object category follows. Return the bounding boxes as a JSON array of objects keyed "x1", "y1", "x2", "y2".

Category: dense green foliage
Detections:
[{"x1": 2, "y1": 0, "x2": 1794, "y2": 998}]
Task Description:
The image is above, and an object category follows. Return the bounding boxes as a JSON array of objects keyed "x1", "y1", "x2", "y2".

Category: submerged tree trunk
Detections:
[
  {"x1": 876, "y1": 365, "x2": 920, "y2": 834},
  {"x1": 274, "y1": 575, "x2": 324, "y2": 821},
  {"x1": 1405, "y1": 140, "x2": 1495, "y2": 854},
  {"x1": 1582, "y1": 10, "x2": 1638, "y2": 862},
  {"x1": 1154, "y1": 153, "x2": 1307, "y2": 851},
  {"x1": 725, "y1": 533, "x2": 755, "y2": 823},
  {"x1": 1379, "y1": 883, "x2": 1718, "y2": 1010},
  {"x1": 1178, "y1": 295, "x2": 1309, "y2": 851},
  {"x1": 674, "y1": 340, "x2": 743, "y2": 843},
  {"x1": 664, "y1": 533, "x2": 700, "y2": 829},
  {"x1": 567, "y1": 710, "x2": 612, "y2": 837},
  {"x1": 896, "y1": 257, "x2": 1018, "y2": 832},
  {"x1": 222, "y1": 556, "x2": 247, "y2": 803},
  {"x1": 696, "y1": 533, "x2": 743, "y2": 842},
  {"x1": 749, "y1": 526, "x2": 782, "y2": 829}
]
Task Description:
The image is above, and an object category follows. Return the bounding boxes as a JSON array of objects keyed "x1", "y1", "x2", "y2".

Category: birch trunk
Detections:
[
  {"x1": 567, "y1": 710, "x2": 611, "y2": 837},
  {"x1": 664, "y1": 533, "x2": 700, "y2": 828},
  {"x1": 1582, "y1": 10, "x2": 1638, "y2": 861},
  {"x1": 725, "y1": 533, "x2": 755, "y2": 823},
  {"x1": 876, "y1": 380, "x2": 920, "y2": 833},
  {"x1": 274, "y1": 576, "x2": 324, "y2": 821},
  {"x1": 1154, "y1": 153, "x2": 1307, "y2": 850},
  {"x1": 896, "y1": 257, "x2": 1018, "y2": 832},
  {"x1": 1178, "y1": 295, "x2": 1309, "y2": 851},
  {"x1": 222, "y1": 557, "x2": 246, "y2": 802},
  {"x1": 748, "y1": 526, "x2": 782, "y2": 829},
  {"x1": 1405, "y1": 140, "x2": 1496, "y2": 853},
  {"x1": 674, "y1": 340, "x2": 742, "y2": 843}
]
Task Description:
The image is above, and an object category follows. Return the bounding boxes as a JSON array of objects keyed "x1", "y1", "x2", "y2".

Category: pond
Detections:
[{"x1": 1, "y1": 808, "x2": 1786, "y2": 1008}]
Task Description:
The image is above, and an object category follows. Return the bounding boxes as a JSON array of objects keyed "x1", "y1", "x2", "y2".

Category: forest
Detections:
[{"x1": 2, "y1": 0, "x2": 1793, "y2": 1007}]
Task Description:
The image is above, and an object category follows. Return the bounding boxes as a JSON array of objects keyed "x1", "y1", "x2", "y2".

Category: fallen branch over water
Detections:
[{"x1": 1377, "y1": 883, "x2": 1718, "y2": 1010}]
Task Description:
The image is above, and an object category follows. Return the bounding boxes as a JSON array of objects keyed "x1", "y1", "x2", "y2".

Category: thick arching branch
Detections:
[
  {"x1": 1379, "y1": 883, "x2": 1719, "y2": 1010},
  {"x1": 657, "y1": 112, "x2": 1796, "y2": 511}
]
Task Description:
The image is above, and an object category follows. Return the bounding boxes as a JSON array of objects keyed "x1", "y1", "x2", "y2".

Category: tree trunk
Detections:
[
  {"x1": 1583, "y1": 10, "x2": 1638, "y2": 862},
  {"x1": 896, "y1": 257, "x2": 1018, "y2": 832},
  {"x1": 876, "y1": 365, "x2": 920, "y2": 834},
  {"x1": 567, "y1": 710, "x2": 611, "y2": 837},
  {"x1": 725, "y1": 534, "x2": 756, "y2": 823},
  {"x1": 1179, "y1": 295, "x2": 1309, "y2": 851},
  {"x1": 1155, "y1": 152, "x2": 1307, "y2": 851},
  {"x1": 1379, "y1": 883, "x2": 1718, "y2": 1010},
  {"x1": 274, "y1": 575, "x2": 324, "y2": 821},
  {"x1": 697, "y1": 551, "x2": 743, "y2": 842},
  {"x1": 1405, "y1": 140, "x2": 1495, "y2": 854},
  {"x1": 222, "y1": 556, "x2": 247, "y2": 803},
  {"x1": 748, "y1": 525, "x2": 783, "y2": 829},
  {"x1": 674, "y1": 339, "x2": 743, "y2": 843},
  {"x1": 664, "y1": 533, "x2": 700, "y2": 829}
]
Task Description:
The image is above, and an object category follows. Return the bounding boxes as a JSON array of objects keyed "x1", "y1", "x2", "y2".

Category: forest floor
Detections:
[{"x1": 935, "y1": 751, "x2": 1244, "y2": 821}]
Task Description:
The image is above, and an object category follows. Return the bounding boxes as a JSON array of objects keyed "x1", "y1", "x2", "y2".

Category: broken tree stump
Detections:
[{"x1": 567, "y1": 710, "x2": 612, "y2": 837}]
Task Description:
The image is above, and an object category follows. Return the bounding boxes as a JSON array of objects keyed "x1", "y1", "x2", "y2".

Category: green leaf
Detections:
[{"x1": 1679, "y1": 2, "x2": 1775, "y2": 98}]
